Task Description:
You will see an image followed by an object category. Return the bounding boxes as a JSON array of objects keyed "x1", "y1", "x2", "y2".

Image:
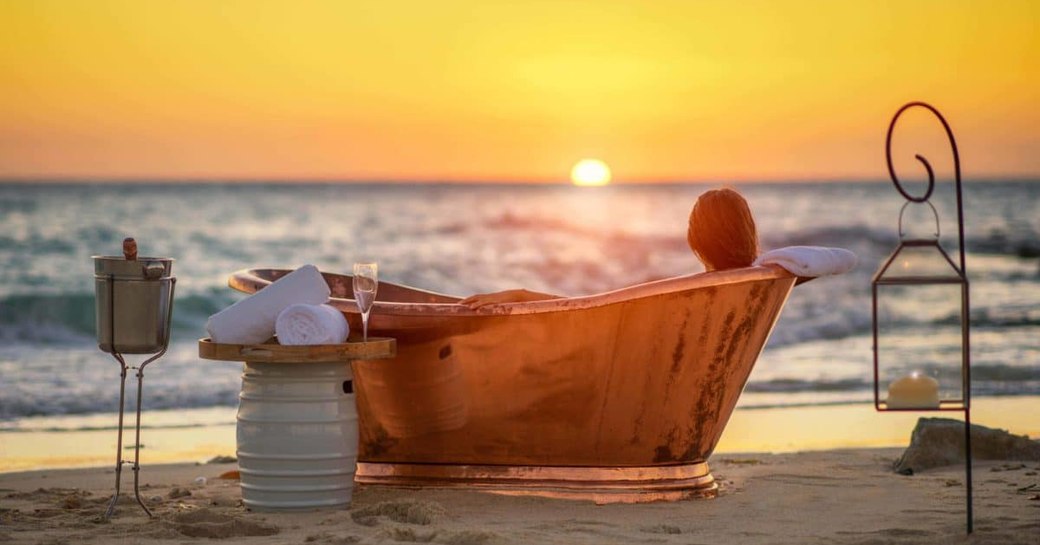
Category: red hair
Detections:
[{"x1": 687, "y1": 188, "x2": 759, "y2": 271}]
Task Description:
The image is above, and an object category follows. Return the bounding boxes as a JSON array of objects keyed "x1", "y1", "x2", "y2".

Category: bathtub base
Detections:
[{"x1": 354, "y1": 462, "x2": 717, "y2": 504}]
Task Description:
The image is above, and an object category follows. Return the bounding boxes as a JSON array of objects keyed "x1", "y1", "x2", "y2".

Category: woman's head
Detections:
[{"x1": 687, "y1": 187, "x2": 759, "y2": 271}]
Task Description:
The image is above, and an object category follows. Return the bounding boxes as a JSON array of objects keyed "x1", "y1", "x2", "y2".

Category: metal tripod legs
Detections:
[
  {"x1": 104, "y1": 350, "x2": 164, "y2": 519},
  {"x1": 101, "y1": 273, "x2": 174, "y2": 519}
]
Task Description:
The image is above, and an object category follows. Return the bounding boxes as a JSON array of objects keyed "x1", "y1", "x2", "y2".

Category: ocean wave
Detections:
[
  {"x1": 971, "y1": 364, "x2": 1040, "y2": 382},
  {"x1": 0, "y1": 291, "x2": 235, "y2": 344},
  {"x1": 865, "y1": 310, "x2": 1040, "y2": 332},
  {"x1": 762, "y1": 224, "x2": 896, "y2": 254},
  {"x1": 971, "y1": 225, "x2": 1040, "y2": 258},
  {"x1": 0, "y1": 421, "x2": 234, "y2": 433},
  {"x1": 0, "y1": 235, "x2": 76, "y2": 254},
  {"x1": 737, "y1": 399, "x2": 872, "y2": 411},
  {"x1": 0, "y1": 384, "x2": 241, "y2": 420},
  {"x1": 78, "y1": 224, "x2": 125, "y2": 247},
  {"x1": 968, "y1": 308, "x2": 1040, "y2": 328},
  {"x1": 761, "y1": 223, "x2": 1040, "y2": 262},
  {"x1": 0, "y1": 293, "x2": 97, "y2": 342},
  {"x1": 0, "y1": 196, "x2": 39, "y2": 215},
  {"x1": 742, "y1": 365, "x2": 1039, "y2": 396},
  {"x1": 744, "y1": 378, "x2": 869, "y2": 393},
  {"x1": 736, "y1": 368, "x2": 1035, "y2": 397},
  {"x1": 766, "y1": 305, "x2": 874, "y2": 347}
]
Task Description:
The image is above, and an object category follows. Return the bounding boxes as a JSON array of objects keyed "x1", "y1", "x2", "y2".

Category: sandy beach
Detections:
[
  {"x1": 2, "y1": 447, "x2": 1037, "y2": 544},
  {"x1": 3, "y1": 399, "x2": 1039, "y2": 544}
]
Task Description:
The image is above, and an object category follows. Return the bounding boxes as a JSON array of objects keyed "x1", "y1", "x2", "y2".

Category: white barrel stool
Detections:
[{"x1": 199, "y1": 338, "x2": 395, "y2": 511}]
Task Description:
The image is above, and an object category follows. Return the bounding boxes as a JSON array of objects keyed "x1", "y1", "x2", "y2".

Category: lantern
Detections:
[
  {"x1": 872, "y1": 102, "x2": 972, "y2": 532},
  {"x1": 872, "y1": 203, "x2": 969, "y2": 411}
]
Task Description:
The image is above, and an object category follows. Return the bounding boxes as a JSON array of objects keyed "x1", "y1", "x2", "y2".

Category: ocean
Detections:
[{"x1": 0, "y1": 180, "x2": 1038, "y2": 441}]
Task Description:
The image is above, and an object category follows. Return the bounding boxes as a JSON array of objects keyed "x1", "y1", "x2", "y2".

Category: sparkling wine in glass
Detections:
[{"x1": 353, "y1": 262, "x2": 378, "y2": 342}]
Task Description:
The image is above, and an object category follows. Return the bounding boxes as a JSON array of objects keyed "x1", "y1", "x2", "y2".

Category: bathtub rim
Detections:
[{"x1": 228, "y1": 265, "x2": 801, "y2": 317}]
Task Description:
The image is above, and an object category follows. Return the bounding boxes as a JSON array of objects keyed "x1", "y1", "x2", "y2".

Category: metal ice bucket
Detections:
[{"x1": 94, "y1": 255, "x2": 175, "y2": 354}]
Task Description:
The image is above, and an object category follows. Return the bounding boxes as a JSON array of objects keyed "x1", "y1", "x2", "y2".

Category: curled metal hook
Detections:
[
  {"x1": 885, "y1": 101, "x2": 960, "y2": 204},
  {"x1": 885, "y1": 101, "x2": 965, "y2": 273}
]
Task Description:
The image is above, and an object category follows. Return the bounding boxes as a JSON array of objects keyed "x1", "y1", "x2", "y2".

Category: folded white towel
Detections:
[
  {"x1": 753, "y1": 246, "x2": 858, "y2": 277},
  {"x1": 275, "y1": 303, "x2": 350, "y2": 345},
  {"x1": 206, "y1": 264, "x2": 331, "y2": 344}
]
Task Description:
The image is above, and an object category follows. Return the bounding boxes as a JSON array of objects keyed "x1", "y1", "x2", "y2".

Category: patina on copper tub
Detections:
[{"x1": 228, "y1": 265, "x2": 800, "y2": 502}]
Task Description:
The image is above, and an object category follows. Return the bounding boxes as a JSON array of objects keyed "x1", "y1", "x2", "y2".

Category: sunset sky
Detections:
[{"x1": 1, "y1": 1, "x2": 1036, "y2": 183}]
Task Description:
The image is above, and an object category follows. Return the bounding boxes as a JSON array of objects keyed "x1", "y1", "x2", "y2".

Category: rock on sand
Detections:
[{"x1": 894, "y1": 417, "x2": 1040, "y2": 474}]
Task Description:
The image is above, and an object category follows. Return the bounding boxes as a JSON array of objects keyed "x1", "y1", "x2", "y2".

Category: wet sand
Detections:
[{"x1": 4, "y1": 396, "x2": 1040, "y2": 473}]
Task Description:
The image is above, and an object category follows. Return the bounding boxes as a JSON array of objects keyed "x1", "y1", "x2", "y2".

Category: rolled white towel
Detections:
[
  {"x1": 276, "y1": 303, "x2": 350, "y2": 345},
  {"x1": 206, "y1": 264, "x2": 331, "y2": 344},
  {"x1": 753, "y1": 246, "x2": 858, "y2": 277}
]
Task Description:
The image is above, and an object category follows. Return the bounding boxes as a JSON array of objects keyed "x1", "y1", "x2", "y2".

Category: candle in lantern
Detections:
[{"x1": 886, "y1": 371, "x2": 940, "y2": 409}]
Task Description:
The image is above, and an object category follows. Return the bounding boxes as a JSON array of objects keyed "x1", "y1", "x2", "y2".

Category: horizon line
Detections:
[{"x1": 2, "y1": 175, "x2": 1038, "y2": 185}]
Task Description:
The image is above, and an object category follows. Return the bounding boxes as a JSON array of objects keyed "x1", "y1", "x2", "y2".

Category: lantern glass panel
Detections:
[
  {"x1": 874, "y1": 242, "x2": 967, "y2": 409},
  {"x1": 881, "y1": 243, "x2": 961, "y2": 280},
  {"x1": 876, "y1": 282, "x2": 966, "y2": 408}
]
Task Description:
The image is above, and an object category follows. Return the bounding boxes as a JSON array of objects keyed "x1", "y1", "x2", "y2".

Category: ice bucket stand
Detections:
[{"x1": 94, "y1": 240, "x2": 176, "y2": 519}]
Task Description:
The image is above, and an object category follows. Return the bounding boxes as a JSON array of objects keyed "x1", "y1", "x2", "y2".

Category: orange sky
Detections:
[{"x1": 1, "y1": 1, "x2": 1037, "y2": 183}]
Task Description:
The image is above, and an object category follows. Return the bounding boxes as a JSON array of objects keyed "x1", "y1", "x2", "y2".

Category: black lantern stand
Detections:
[{"x1": 871, "y1": 101, "x2": 972, "y2": 533}]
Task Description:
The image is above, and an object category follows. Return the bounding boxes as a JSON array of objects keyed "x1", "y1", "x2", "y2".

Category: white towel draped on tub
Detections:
[
  {"x1": 276, "y1": 303, "x2": 350, "y2": 345},
  {"x1": 206, "y1": 264, "x2": 331, "y2": 344},
  {"x1": 753, "y1": 246, "x2": 858, "y2": 277}
]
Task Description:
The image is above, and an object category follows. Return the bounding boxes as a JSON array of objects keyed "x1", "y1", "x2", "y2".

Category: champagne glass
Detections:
[{"x1": 352, "y1": 262, "x2": 378, "y2": 342}]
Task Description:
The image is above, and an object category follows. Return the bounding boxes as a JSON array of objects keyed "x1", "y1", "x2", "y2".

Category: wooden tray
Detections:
[{"x1": 198, "y1": 336, "x2": 396, "y2": 363}]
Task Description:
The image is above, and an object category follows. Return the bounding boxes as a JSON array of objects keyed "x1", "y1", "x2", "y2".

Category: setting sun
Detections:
[{"x1": 570, "y1": 159, "x2": 612, "y2": 186}]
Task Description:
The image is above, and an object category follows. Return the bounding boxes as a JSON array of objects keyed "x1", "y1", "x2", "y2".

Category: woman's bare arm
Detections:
[{"x1": 458, "y1": 289, "x2": 561, "y2": 309}]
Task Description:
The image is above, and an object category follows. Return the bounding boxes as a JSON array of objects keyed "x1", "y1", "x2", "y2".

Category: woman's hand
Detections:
[{"x1": 458, "y1": 289, "x2": 559, "y2": 309}]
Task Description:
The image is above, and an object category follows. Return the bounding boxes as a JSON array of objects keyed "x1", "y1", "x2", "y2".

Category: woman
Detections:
[
  {"x1": 685, "y1": 186, "x2": 759, "y2": 272},
  {"x1": 460, "y1": 187, "x2": 759, "y2": 309}
]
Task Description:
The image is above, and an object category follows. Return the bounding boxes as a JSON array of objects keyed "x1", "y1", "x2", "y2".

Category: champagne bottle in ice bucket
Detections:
[
  {"x1": 94, "y1": 238, "x2": 175, "y2": 354},
  {"x1": 353, "y1": 262, "x2": 377, "y2": 342}
]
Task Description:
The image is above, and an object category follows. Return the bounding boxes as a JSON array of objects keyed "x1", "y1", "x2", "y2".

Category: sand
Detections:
[{"x1": 1, "y1": 449, "x2": 1037, "y2": 544}]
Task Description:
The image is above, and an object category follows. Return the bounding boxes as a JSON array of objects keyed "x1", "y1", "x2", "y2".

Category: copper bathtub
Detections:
[{"x1": 229, "y1": 265, "x2": 799, "y2": 502}]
